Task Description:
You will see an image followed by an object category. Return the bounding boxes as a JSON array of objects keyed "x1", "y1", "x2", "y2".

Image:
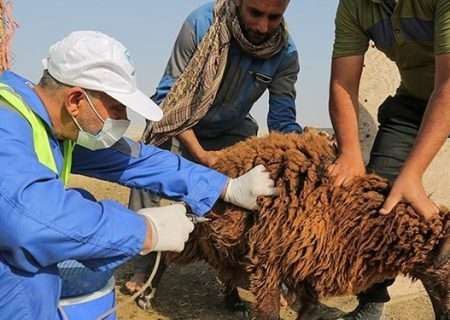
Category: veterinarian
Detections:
[
  {"x1": 328, "y1": 0, "x2": 450, "y2": 319},
  {"x1": 126, "y1": 0, "x2": 303, "y2": 299},
  {"x1": 0, "y1": 30, "x2": 278, "y2": 320}
]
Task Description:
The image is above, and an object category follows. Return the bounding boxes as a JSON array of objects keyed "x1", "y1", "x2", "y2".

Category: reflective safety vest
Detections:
[{"x1": 0, "y1": 83, "x2": 73, "y2": 185}]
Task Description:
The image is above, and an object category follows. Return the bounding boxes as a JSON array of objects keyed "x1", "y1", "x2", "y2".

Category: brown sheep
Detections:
[{"x1": 143, "y1": 130, "x2": 450, "y2": 320}]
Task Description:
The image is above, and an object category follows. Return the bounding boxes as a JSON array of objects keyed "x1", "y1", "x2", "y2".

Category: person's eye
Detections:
[
  {"x1": 250, "y1": 9, "x2": 264, "y2": 18},
  {"x1": 268, "y1": 14, "x2": 282, "y2": 21}
]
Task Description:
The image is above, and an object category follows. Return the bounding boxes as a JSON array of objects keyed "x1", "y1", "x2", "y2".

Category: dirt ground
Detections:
[{"x1": 69, "y1": 175, "x2": 436, "y2": 320}]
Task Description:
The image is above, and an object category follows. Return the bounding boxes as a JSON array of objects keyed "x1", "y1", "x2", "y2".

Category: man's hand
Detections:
[
  {"x1": 138, "y1": 204, "x2": 194, "y2": 254},
  {"x1": 379, "y1": 170, "x2": 439, "y2": 220},
  {"x1": 328, "y1": 55, "x2": 366, "y2": 187},
  {"x1": 328, "y1": 153, "x2": 366, "y2": 186},
  {"x1": 197, "y1": 150, "x2": 222, "y2": 168},
  {"x1": 177, "y1": 129, "x2": 222, "y2": 167},
  {"x1": 223, "y1": 165, "x2": 278, "y2": 210},
  {"x1": 380, "y1": 53, "x2": 450, "y2": 220}
]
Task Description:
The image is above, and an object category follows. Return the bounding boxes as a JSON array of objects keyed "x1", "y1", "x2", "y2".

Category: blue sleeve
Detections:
[
  {"x1": 0, "y1": 108, "x2": 146, "y2": 273},
  {"x1": 267, "y1": 44, "x2": 303, "y2": 133},
  {"x1": 151, "y1": 13, "x2": 198, "y2": 105},
  {"x1": 71, "y1": 138, "x2": 228, "y2": 216},
  {"x1": 151, "y1": 3, "x2": 213, "y2": 105}
]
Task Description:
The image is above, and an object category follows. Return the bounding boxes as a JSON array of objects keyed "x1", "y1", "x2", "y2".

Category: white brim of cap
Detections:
[{"x1": 105, "y1": 89, "x2": 163, "y2": 121}]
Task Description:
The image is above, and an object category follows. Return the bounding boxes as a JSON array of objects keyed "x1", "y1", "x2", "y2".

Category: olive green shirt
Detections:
[{"x1": 333, "y1": 0, "x2": 450, "y2": 100}]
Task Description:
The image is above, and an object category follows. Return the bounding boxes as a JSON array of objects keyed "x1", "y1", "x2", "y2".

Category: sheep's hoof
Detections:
[
  {"x1": 239, "y1": 307, "x2": 251, "y2": 320},
  {"x1": 298, "y1": 302, "x2": 345, "y2": 320},
  {"x1": 227, "y1": 300, "x2": 251, "y2": 318},
  {"x1": 225, "y1": 289, "x2": 245, "y2": 309},
  {"x1": 227, "y1": 299, "x2": 248, "y2": 311},
  {"x1": 223, "y1": 291, "x2": 251, "y2": 318},
  {"x1": 251, "y1": 314, "x2": 280, "y2": 320}
]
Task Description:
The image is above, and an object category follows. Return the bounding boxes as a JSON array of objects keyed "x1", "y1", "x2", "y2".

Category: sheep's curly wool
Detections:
[{"x1": 169, "y1": 130, "x2": 450, "y2": 318}]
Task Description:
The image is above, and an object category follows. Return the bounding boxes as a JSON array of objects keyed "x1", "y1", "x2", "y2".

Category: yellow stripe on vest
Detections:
[{"x1": 0, "y1": 83, "x2": 73, "y2": 185}]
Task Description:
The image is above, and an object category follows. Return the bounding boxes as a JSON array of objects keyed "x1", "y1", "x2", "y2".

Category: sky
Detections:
[{"x1": 10, "y1": 0, "x2": 339, "y2": 136}]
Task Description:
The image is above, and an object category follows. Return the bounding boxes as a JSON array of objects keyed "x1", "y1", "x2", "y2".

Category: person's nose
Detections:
[{"x1": 256, "y1": 17, "x2": 269, "y2": 34}]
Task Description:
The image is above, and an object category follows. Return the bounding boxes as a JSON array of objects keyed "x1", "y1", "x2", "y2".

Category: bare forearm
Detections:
[
  {"x1": 329, "y1": 81, "x2": 362, "y2": 157},
  {"x1": 176, "y1": 129, "x2": 206, "y2": 162},
  {"x1": 402, "y1": 82, "x2": 450, "y2": 176},
  {"x1": 329, "y1": 56, "x2": 364, "y2": 158}
]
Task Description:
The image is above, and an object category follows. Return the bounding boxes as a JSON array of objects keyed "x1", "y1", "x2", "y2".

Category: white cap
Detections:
[{"x1": 42, "y1": 31, "x2": 163, "y2": 121}]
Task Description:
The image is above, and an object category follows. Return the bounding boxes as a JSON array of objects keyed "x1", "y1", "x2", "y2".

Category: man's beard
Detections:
[
  {"x1": 241, "y1": 23, "x2": 274, "y2": 45},
  {"x1": 244, "y1": 28, "x2": 270, "y2": 44}
]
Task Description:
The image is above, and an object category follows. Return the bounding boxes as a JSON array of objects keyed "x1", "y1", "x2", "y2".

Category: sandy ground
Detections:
[{"x1": 68, "y1": 174, "x2": 438, "y2": 320}]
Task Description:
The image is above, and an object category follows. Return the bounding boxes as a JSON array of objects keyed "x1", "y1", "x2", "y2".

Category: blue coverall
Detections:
[{"x1": 0, "y1": 71, "x2": 228, "y2": 319}]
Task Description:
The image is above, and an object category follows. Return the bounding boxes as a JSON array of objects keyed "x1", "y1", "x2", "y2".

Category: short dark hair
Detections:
[
  {"x1": 38, "y1": 70, "x2": 69, "y2": 90},
  {"x1": 38, "y1": 70, "x2": 102, "y2": 98}
]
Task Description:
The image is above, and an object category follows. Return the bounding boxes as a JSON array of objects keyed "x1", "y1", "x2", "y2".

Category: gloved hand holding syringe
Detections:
[
  {"x1": 139, "y1": 204, "x2": 197, "y2": 254},
  {"x1": 96, "y1": 203, "x2": 210, "y2": 320}
]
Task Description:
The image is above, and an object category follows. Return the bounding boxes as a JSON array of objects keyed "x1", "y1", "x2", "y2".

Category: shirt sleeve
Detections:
[
  {"x1": 0, "y1": 108, "x2": 146, "y2": 274},
  {"x1": 434, "y1": 0, "x2": 450, "y2": 55},
  {"x1": 268, "y1": 48, "x2": 302, "y2": 133},
  {"x1": 332, "y1": 0, "x2": 370, "y2": 58},
  {"x1": 71, "y1": 138, "x2": 228, "y2": 216}
]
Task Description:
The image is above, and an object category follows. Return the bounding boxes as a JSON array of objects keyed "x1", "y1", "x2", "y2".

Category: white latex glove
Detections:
[
  {"x1": 223, "y1": 164, "x2": 278, "y2": 210},
  {"x1": 138, "y1": 204, "x2": 194, "y2": 253}
]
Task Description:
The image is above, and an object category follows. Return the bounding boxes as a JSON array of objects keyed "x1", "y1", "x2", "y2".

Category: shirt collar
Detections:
[{"x1": 0, "y1": 71, "x2": 53, "y2": 129}]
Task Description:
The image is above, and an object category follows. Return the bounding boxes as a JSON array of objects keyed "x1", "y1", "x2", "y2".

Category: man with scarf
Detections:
[
  {"x1": 328, "y1": 0, "x2": 450, "y2": 319},
  {"x1": 126, "y1": 0, "x2": 304, "y2": 311}
]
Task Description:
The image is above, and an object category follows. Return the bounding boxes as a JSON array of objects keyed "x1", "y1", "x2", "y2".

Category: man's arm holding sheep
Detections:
[
  {"x1": 379, "y1": 53, "x2": 450, "y2": 218},
  {"x1": 380, "y1": 1, "x2": 450, "y2": 218},
  {"x1": 176, "y1": 129, "x2": 222, "y2": 167},
  {"x1": 328, "y1": 55, "x2": 366, "y2": 186},
  {"x1": 327, "y1": 0, "x2": 368, "y2": 187},
  {"x1": 328, "y1": 53, "x2": 448, "y2": 220}
]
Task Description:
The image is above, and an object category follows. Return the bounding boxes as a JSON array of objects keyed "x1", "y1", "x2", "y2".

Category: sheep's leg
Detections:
[
  {"x1": 224, "y1": 285, "x2": 248, "y2": 312},
  {"x1": 296, "y1": 284, "x2": 319, "y2": 320},
  {"x1": 216, "y1": 268, "x2": 250, "y2": 314},
  {"x1": 295, "y1": 283, "x2": 345, "y2": 320},
  {"x1": 248, "y1": 265, "x2": 282, "y2": 319},
  {"x1": 414, "y1": 261, "x2": 450, "y2": 320},
  {"x1": 253, "y1": 287, "x2": 281, "y2": 320}
]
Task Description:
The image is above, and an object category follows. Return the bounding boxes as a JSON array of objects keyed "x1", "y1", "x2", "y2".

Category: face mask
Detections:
[{"x1": 72, "y1": 90, "x2": 130, "y2": 150}]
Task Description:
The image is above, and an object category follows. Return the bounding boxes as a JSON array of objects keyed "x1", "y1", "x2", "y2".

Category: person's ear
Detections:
[{"x1": 64, "y1": 87, "x2": 84, "y2": 118}]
